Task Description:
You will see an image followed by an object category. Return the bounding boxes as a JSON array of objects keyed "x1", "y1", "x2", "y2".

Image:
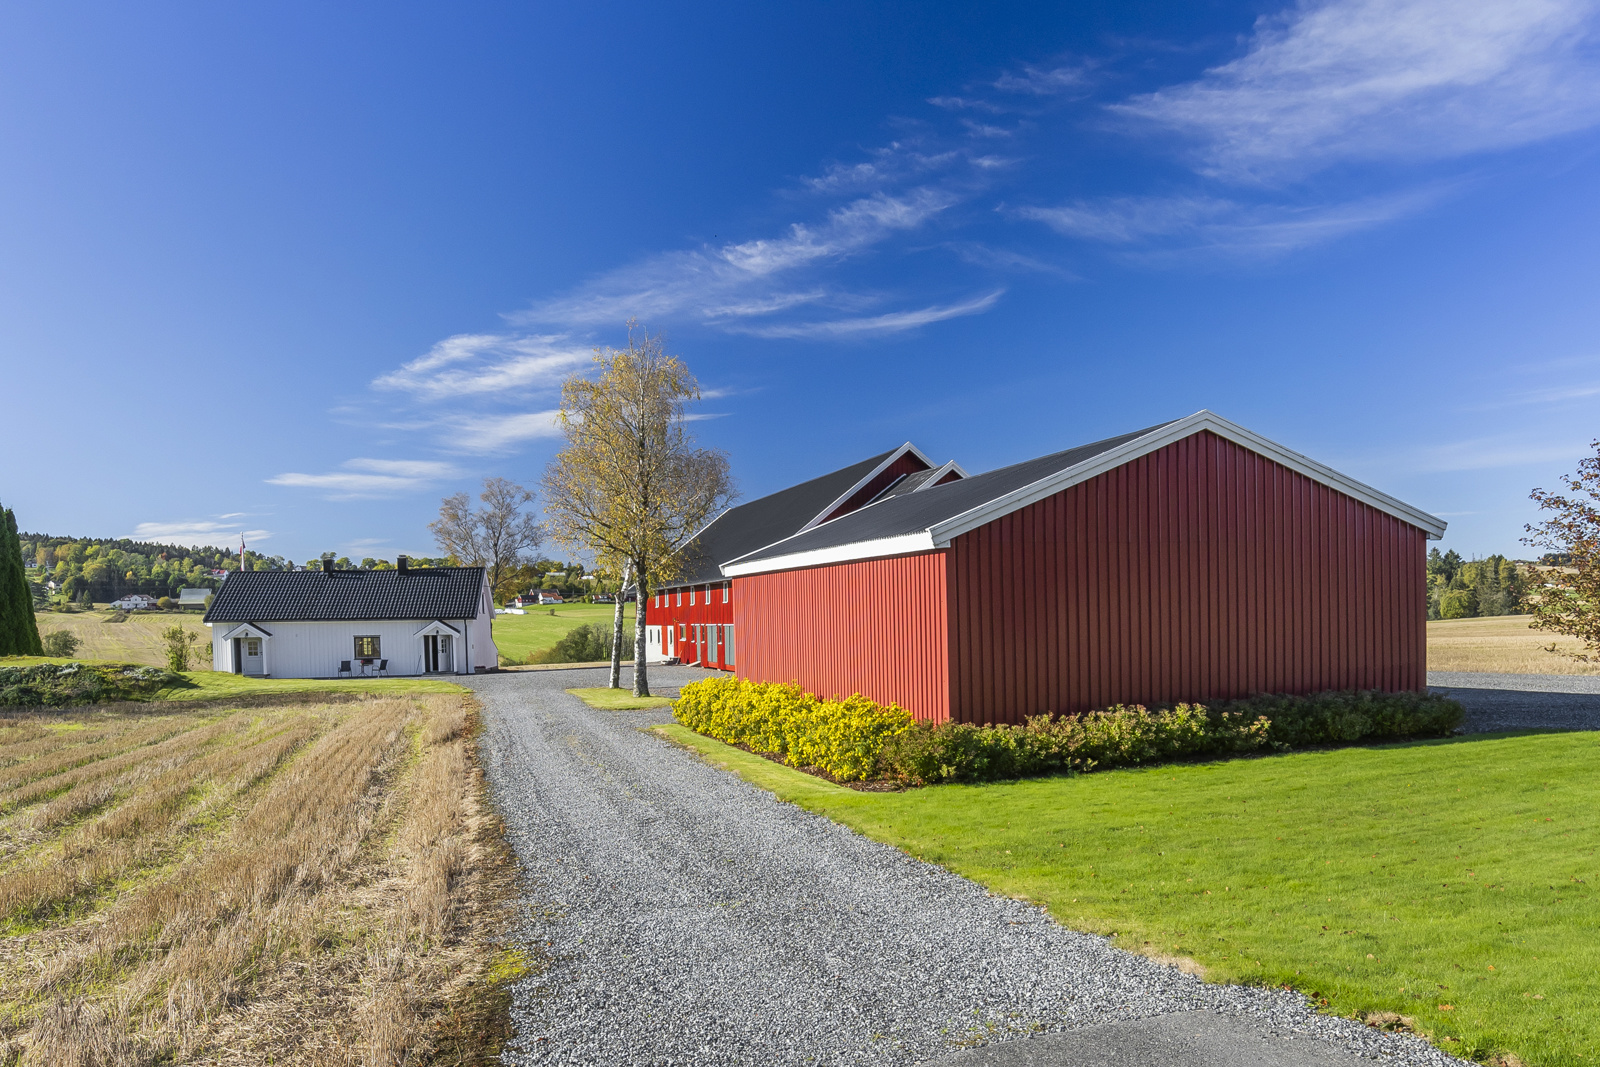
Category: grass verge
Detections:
[
  {"x1": 653, "y1": 722, "x2": 1599, "y2": 1066},
  {"x1": 570, "y1": 686, "x2": 672, "y2": 711},
  {"x1": 0, "y1": 692, "x2": 525, "y2": 1065}
]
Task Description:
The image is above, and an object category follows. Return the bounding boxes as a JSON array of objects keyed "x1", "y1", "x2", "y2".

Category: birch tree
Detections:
[
  {"x1": 542, "y1": 325, "x2": 735, "y2": 695},
  {"x1": 429, "y1": 477, "x2": 545, "y2": 603}
]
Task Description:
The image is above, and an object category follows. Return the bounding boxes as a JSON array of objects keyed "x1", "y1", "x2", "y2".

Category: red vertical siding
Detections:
[
  {"x1": 644, "y1": 583, "x2": 735, "y2": 669},
  {"x1": 946, "y1": 431, "x2": 1428, "y2": 723},
  {"x1": 734, "y1": 552, "x2": 950, "y2": 721}
]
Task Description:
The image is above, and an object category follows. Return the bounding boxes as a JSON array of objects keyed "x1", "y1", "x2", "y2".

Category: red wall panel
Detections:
[
  {"x1": 946, "y1": 431, "x2": 1428, "y2": 723},
  {"x1": 645, "y1": 583, "x2": 734, "y2": 669},
  {"x1": 818, "y1": 452, "x2": 930, "y2": 524},
  {"x1": 733, "y1": 552, "x2": 950, "y2": 721}
]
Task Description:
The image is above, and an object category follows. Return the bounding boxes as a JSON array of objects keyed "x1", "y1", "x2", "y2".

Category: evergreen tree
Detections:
[{"x1": 0, "y1": 506, "x2": 43, "y2": 656}]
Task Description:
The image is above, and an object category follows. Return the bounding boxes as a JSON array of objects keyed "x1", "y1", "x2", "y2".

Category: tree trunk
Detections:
[
  {"x1": 632, "y1": 559, "x2": 650, "y2": 697},
  {"x1": 609, "y1": 562, "x2": 629, "y2": 689}
]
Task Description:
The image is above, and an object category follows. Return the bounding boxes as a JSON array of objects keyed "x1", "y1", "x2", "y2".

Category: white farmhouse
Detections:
[
  {"x1": 109, "y1": 594, "x2": 161, "y2": 610},
  {"x1": 203, "y1": 556, "x2": 498, "y2": 678}
]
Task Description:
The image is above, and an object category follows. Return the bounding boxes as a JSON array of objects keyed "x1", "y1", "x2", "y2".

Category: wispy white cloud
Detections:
[
  {"x1": 515, "y1": 188, "x2": 965, "y2": 333},
  {"x1": 130, "y1": 520, "x2": 271, "y2": 548},
  {"x1": 1019, "y1": 187, "x2": 1441, "y2": 255},
  {"x1": 994, "y1": 62, "x2": 1093, "y2": 96},
  {"x1": 1112, "y1": 0, "x2": 1600, "y2": 182},
  {"x1": 1401, "y1": 434, "x2": 1591, "y2": 473},
  {"x1": 725, "y1": 290, "x2": 1004, "y2": 339},
  {"x1": 373, "y1": 333, "x2": 590, "y2": 399},
  {"x1": 266, "y1": 458, "x2": 460, "y2": 498},
  {"x1": 1503, "y1": 380, "x2": 1600, "y2": 405},
  {"x1": 440, "y1": 411, "x2": 565, "y2": 454}
]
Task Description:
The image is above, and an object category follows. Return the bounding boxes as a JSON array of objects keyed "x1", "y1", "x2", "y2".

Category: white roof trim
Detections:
[
  {"x1": 220, "y1": 622, "x2": 273, "y2": 641},
  {"x1": 928, "y1": 411, "x2": 1445, "y2": 545},
  {"x1": 798, "y1": 441, "x2": 935, "y2": 533},
  {"x1": 917, "y1": 460, "x2": 968, "y2": 489},
  {"x1": 721, "y1": 531, "x2": 937, "y2": 577},
  {"x1": 721, "y1": 411, "x2": 1446, "y2": 577},
  {"x1": 413, "y1": 619, "x2": 461, "y2": 637}
]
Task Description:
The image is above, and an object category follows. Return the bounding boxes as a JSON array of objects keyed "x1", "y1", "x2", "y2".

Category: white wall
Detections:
[{"x1": 210, "y1": 619, "x2": 491, "y2": 678}]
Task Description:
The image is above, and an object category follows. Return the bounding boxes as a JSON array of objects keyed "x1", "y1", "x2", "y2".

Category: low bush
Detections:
[
  {"x1": 0, "y1": 662, "x2": 185, "y2": 707},
  {"x1": 1216, "y1": 689, "x2": 1464, "y2": 747},
  {"x1": 528, "y1": 624, "x2": 620, "y2": 665},
  {"x1": 40, "y1": 631, "x2": 80, "y2": 657},
  {"x1": 882, "y1": 704, "x2": 1273, "y2": 785},
  {"x1": 673, "y1": 678, "x2": 912, "y2": 782},
  {"x1": 672, "y1": 681, "x2": 1464, "y2": 786}
]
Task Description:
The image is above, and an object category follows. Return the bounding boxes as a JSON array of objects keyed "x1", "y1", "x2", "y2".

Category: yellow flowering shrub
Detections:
[{"x1": 672, "y1": 678, "x2": 912, "y2": 781}]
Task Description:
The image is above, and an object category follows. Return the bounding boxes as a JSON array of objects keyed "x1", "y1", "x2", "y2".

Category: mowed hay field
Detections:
[
  {"x1": 490, "y1": 603, "x2": 633, "y2": 664},
  {"x1": 1427, "y1": 615, "x2": 1600, "y2": 676},
  {"x1": 0, "y1": 693, "x2": 521, "y2": 1066},
  {"x1": 30, "y1": 610, "x2": 211, "y2": 668}
]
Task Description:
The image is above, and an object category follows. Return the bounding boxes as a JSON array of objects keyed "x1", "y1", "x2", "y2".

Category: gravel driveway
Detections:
[
  {"x1": 1428, "y1": 670, "x2": 1600, "y2": 733},
  {"x1": 470, "y1": 668, "x2": 1461, "y2": 1066}
]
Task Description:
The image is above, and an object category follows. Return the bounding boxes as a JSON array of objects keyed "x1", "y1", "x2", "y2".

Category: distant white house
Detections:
[
  {"x1": 511, "y1": 591, "x2": 564, "y2": 607},
  {"x1": 109, "y1": 593, "x2": 160, "y2": 610},
  {"x1": 203, "y1": 556, "x2": 498, "y2": 678},
  {"x1": 538, "y1": 591, "x2": 564, "y2": 605}
]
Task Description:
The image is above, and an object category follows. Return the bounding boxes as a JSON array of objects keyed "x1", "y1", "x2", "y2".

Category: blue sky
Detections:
[{"x1": 3, "y1": 0, "x2": 1599, "y2": 563}]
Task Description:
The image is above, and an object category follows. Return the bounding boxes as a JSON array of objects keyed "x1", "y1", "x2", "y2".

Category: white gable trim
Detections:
[
  {"x1": 220, "y1": 622, "x2": 273, "y2": 641},
  {"x1": 917, "y1": 460, "x2": 968, "y2": 489},
  {"x1": 413, "y1": 620, "x2": 461, "y2": 638},
  {"x1": 798, "y1": 441, "x2": 935, "y2": 533},
  {"x1": 722, "y1": 532, "x2": 937, "y2": 576},
  {"x1": 721, "y1": 411, "x2": 1446, "y2": 577}
]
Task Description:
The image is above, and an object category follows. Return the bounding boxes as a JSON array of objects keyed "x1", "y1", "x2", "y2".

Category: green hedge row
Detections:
[
  {"x1": 0, "y1": 662, "x2": 184, "y2": 707},
  {"x1": 672, "y1": 679, "x2": 1464, "y2": 786}
]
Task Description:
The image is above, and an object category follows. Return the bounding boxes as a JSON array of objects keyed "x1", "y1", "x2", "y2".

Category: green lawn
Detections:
[
  {"x1": 569, "y1": 686, "x2": 672, "y2": 710},
  {"x1": 654, "y1": 723, "x2": 1600, "y2": 1066},
  {"x1": 491, "y1": 604, "x2": 634, "y2": 663}
]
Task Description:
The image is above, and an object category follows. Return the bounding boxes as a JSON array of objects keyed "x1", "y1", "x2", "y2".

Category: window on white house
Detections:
[{"x1": 354, "y1": 635, "x2": 381, "y2": 659}]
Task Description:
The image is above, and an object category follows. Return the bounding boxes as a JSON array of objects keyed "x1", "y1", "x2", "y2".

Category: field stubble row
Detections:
[{"x1": 0, "y1": 691, "x2": 522, "y2": 1066}]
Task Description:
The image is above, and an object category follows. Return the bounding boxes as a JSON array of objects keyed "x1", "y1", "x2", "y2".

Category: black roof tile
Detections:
[
  {"x1": 727, "y1": 423, "x2": 1174, "y2": 566},
  {"x1": 204, "y1": 567, "x2": 487, "y2": 623},
  {"x1": 664, "y1": 449, "x2": 898, "y2": 588}
]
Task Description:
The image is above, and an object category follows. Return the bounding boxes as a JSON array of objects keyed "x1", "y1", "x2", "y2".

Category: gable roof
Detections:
[
  {"x1": 722, "y1": 411, "x2": 1447, "y2": 577},
  {"x1": 663, "y1": 444, "x2": 929, "y2": 588},
  {"x1": 204, "y1": 567, "x2": 488, "y2": 623}
]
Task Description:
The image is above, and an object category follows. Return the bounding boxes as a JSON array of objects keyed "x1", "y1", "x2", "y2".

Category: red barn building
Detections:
[
  {"x1": 710, "y1": 411, "x2": 1445, "y2": 724},
  {"x1": 644, "y1": 443, "x2": 965, "y2": 668}
]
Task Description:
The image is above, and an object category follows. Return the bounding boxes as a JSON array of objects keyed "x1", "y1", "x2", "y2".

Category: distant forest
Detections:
[
  {"x1": 1427, "y1": 549, "x2": 1525, "y2": 620},
  {"x1": 20, "y1": 532, "x2": 457, "y2": 605},
  {"x1": 21, "y1": 533, "x2": 247, "y2": 604}
]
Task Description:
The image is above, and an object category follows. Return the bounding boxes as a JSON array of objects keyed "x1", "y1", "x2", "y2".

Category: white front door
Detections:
[
  {"x1": 239, "y1": 637, "x2": 263, "y2": 675},
  {"x1": 424, "y1": 634, "x2": 455, "y2": 673}
]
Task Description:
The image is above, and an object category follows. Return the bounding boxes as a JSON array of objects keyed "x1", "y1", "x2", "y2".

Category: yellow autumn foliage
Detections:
[{"x1": 672, "y1": 678, "x2": 912, "y2": 782}]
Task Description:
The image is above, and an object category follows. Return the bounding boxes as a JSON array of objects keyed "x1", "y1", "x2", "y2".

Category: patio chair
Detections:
[
  {"x1": 338, "y1": 660, "x2": 352, "y2": 678},
  {"x1": 376, "y1": 659, "x2": 388, "y2": 677}
]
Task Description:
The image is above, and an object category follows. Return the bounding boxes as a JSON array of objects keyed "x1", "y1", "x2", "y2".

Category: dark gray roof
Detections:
[
  {"x1": 665, "y1": 449, "x2": 899, "y2": 588},
  {"x1": 204, "y1": 567, "x2": 487, "y2": 623},
  {"x1": 728, "y1": 423, "x2": 1174, "y2": 566}
]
